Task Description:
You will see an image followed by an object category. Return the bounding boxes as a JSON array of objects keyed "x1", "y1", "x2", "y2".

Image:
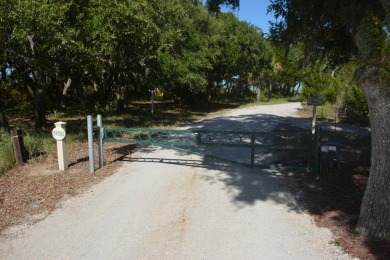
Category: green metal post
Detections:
[
  {"x1": 313, "y1": 125, "x2": 322, "y2": 179},
  {"x1": 148, "y1": 130, "x2": 152, "y2": 142},
  {"x1": 197, "y1": 132, "x2": 202, "y2": 145},
  {"x1": 308, "y1": 131, "x2": 314, "y2": 171}
]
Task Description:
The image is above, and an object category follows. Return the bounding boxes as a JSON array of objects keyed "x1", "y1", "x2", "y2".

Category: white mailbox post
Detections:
[{"x1": 52, "y1": 122, "x2": 68, "y2": 171}]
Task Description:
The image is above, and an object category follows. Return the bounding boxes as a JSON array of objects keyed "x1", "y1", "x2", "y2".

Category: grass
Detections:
[
  {"x1": 0, "y1": 130, "x2": 57, "y2": 176},
  {"x1": 0, "y1": 130, "x2": 15, "y2": 175},
  {"x1": 299, "y1": 102, "x2": 339, "y2": 122}
]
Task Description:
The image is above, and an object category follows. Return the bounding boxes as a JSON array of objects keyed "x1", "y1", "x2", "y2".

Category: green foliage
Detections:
[
  {"x1": 0, "y1": 0, "x2": 275, "y2": 172},
  {"x1": 0, "y1": 130, "x2": 14, "y2": 175},
  {"x1": 0, "y1": 129, "x2": 60, "y2": 175},
  {"x1": 271, "y1": 44, "x2": 304, "y2": 97},
  {"x1": 340, "y1": 86, "x2": 369, "y2": 125},
  {"x1": 210, "y1": 0, "x2": 390, "y2": 241},
  {"x1": 1, "y1": 0, "x2": 273, "y2": 120},
  {"x1": 23, "y1": 132, "x2": 55, "y2": 158},
  {"x1": 301, "y1": 62, "x2": 369, "y2": 125},
  {"x1": 23, "y1": 133, "x2": 42, "y2": 157},
  {"x1": 303, "y1": 66, "x2": 343, "y2": 104},
  {"x1": 207, "y1": 0, "x2": 239, "y2": 13}
]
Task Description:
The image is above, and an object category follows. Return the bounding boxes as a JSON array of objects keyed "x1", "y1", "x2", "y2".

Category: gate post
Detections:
[
  {"x1": 197, "y1": 132, "x2": 202, "y2": 145},
  {"x1": 87, "y1": 115, "x2": 95, "y2": 173},
  {"x1": 250, "y1": 134, "x2": 255, "y2": 167},
  {"x1": 313, "y1": 125, "x2": 322, "y2": 179},
  {"x1": 97, "y1": 114, "x2": 104, "y2": 168},
  {"x1": 11, "y1": 129, "x2": 27, "y2": 165}
]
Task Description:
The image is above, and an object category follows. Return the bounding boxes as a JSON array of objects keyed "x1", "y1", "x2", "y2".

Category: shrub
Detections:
[{"x1": 340, "y1": 86, "x2": 369, "y2": 126}]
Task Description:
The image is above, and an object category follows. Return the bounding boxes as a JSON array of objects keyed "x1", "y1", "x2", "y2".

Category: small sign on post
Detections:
[
  {"x1": 52, "y1": 122, "x2": 68, "y2": 171},
  {"x1": 307, "y1": 95, "x2": 323, "y2": 106},
  {"x1": 308, "y1": 93, "x2": 323, "y2": 134}
]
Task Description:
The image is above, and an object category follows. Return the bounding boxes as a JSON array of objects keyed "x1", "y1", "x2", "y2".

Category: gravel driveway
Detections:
[{"x1": 0, "y1": 103, "x2": 352, "y2": 259}]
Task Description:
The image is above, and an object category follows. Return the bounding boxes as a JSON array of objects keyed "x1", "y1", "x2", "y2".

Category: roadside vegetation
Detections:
[
  {"x1": 0, "y1": 93, "x2": 300, "y2": 176},
  {"x1": 2, "y1": 0, "x2": 388, "y2": 256},
  {"x1": 0, "y1": 130, "x2": 14, "y2": 175},
  {"x1": 0, "y1": 1, "x2": 368, "y2": 175}
]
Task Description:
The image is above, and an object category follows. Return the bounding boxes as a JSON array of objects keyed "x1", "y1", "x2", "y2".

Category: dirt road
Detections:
[{"x1": 0, "y1": 103, "x2": 352, "y2": 259}]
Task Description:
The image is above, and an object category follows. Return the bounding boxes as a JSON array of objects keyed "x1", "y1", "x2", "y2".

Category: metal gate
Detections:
[{"x1": 87, "y1": 115, "x2": 321, "y2": 177}]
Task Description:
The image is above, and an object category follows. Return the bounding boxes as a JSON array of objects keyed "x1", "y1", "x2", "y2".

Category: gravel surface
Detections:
[{"x1": 0, "y1": 103, "x2": 353, "y2": 259}]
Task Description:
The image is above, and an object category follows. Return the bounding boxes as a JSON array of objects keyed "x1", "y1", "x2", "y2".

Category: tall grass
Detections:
[
  {"x1": 300, "y1": 102, "x2": 339, "y2": 121},
  {"x1": 23, "y1": 132, "x2": 56, "y2": 158},
  {"x1": 0, "y1": 130, "x2": 56, "y2": 176},
  {"x1": 0, "y1": 130, "x2": 15, "y2": 175}
]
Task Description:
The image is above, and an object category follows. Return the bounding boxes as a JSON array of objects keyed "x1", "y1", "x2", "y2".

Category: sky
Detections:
[{"x1": 221, "y1": 0, "x2": 274, "y2": 35}]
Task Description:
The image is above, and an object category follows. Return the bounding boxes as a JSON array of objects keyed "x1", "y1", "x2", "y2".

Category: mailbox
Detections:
[{"x1": 52, "y1": 122, "x2": 68, "y2": 171}]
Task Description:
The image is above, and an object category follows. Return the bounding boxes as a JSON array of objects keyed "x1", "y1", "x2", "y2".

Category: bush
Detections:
[{"x1": 340, "y1": 86, "x2": 369, "y2": 126}]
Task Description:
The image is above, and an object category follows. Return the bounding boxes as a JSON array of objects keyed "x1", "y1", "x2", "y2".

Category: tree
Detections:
[
  {"x1": 81, "y1": 0, "x2": 162, "y2": 110},
  {"x1": 207, "y1": 0, "x2": 239, "y2": 13},
  {"x1": 208, "y1": 0, "x2": 390, "y2": 241},
  {"x1": 2, "y1": 0, "x2": 77, "y2": 130},
  {"x1": 205, "y1": 12, "x2": 272, "y2": 100},
  {"x1": 271, "y1": 44, "x2": 304, "y2": 97},
  {"x1": 0, "y1": 67, "x2": 10, "y2": 132}
]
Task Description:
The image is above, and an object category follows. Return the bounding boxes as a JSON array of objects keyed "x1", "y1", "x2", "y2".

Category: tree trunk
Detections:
[
  {"x1": 116, "y1": 95, "x2": 125, "y2": 111},
  {"x1": 257, "y1": 86, "x2": 261, "y2": 102},
  {"x1": 355, "y1": 63, "x2": 390, "y2": 241},
  {"x1": 353, "y1": 12, "x2": 390, "y2": 241},
  {"x1": 268, "y1": 79, "x2": 272, "y2": 101},
  {"x1": 34, "y1": 88, "x2": 46, "y2": 131},
  {"x1": 116, "y1": 85, "x2": 125, "y2": 111},
  {"x1": 0, "y1": 109, "x2": 10, "y2": 132},
  {"x1": 61, "y1": 77, "x2": 72, "y2": 109}
]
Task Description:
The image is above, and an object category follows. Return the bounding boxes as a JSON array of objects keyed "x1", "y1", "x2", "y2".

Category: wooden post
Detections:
[
  {"x1": 11, "y1": 129, "x2": 27, "y2": 165},
  {"x1": 308, "y1": 93, "x2": 322, "y2": 134}
]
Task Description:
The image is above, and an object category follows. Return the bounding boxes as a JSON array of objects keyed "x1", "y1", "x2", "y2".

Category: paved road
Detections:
[{"x1": 0, "y1": 103, "x2": 352, "y2": 259}]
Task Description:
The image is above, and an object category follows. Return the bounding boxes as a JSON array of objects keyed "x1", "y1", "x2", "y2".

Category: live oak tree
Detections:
[
  {"x1": 2, "y1": 0, "x2": 77, "y2": 130},
  {"x1": 1, "y1": 0, "x2": 272, "y2": 128},
  {"x1": 208, "y1": 0, "x2": 390, "y2": 241},
  {"x1": 157, "y1": 0, "x2": 214, "y2": 104}
]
